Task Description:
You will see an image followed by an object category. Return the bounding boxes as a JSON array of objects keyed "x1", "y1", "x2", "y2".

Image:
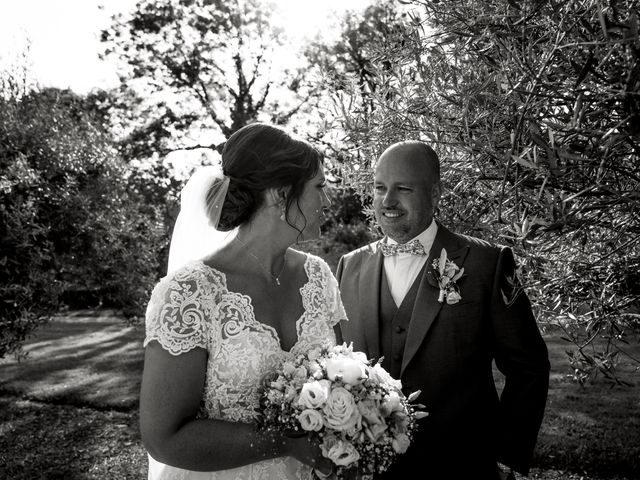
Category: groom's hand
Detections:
[{"x1": 498, "y1": 469, "x2": 516, "y2": 480}]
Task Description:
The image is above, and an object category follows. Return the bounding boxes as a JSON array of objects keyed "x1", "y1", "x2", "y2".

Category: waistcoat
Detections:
[{"x1": 379, "y1": 263, "x2": 427, "y2": 379}]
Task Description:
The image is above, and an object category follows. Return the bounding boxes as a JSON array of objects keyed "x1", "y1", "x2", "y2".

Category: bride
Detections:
[{"x1": 140, "y1": 123, "x2": 345, "y2": 479}]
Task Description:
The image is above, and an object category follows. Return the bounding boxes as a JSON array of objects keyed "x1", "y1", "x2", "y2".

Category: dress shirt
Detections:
[{"x1": 382, "y1": 220, "x2": 438, "y2": 307}]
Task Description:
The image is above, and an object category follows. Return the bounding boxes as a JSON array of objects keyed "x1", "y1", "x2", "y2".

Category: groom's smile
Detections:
[
  {"x1": 382, "y1": 210, "x2": 403, "y2": 218},
  {"x1": 373, "y1": 143, "x2": 441, "y2": 244}
]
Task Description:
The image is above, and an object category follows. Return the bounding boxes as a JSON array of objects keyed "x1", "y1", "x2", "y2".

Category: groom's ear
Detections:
[{"x1": 432, "y1": 180, "x2": 443, "y2": 211}]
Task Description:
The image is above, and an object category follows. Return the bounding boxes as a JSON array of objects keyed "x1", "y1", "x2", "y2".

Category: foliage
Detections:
[
  {"x1": 304, "y1": 0, "x2": 409, "y2": 159},
  {"x1": 319, "y1": 0, "x2": 640, "y2": 382},
  {"x1": 322, "y1": 186, "x2": 369, "y2": 230},
  {"x1": 100, "y1": 0, "x2": 319, "y2": 160},
  {"x1": 305, "y1": 1, "x2": 402, "y2": 110},
  {"x1": 0, "y1": 78, "x2": 166, "y2": 358}
]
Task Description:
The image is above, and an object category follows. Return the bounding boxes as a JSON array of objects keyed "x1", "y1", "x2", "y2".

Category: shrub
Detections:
[{"x1": 0, "y1": 80, "x2": 167, "y2": 357}]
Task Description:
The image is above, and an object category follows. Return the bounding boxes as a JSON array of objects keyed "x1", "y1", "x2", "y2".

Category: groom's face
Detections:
[{"x1": 373, "y1": 144, "x2": 441, "y2": 244}]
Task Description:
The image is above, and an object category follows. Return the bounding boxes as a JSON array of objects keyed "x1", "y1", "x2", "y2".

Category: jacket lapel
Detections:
[
  {"x1": 358, "y1": 243, "x2": 383, "y2": 361},
  {"x1": 401, "y1": 225, "x2": 470, "y2": 375}
]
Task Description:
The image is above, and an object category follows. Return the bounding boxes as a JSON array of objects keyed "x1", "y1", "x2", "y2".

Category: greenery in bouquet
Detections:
[{"x1": 257, "y1": 343, "x2": 427, "y2": 479}]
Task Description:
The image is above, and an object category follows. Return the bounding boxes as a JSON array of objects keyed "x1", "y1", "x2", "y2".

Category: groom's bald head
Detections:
[{"x1": 376, "y1": 141, "x2": 440, "y2": 185}]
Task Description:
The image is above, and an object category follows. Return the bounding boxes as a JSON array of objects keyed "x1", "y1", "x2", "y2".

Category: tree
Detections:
[
  {"x1": 0, "y1": 77, "x2": 166, "y2": 358},
  {"x1": 303, "y1": 0, "x2": 409, "y2": 159},
  {"x1": 322, "y1": 0, "x2": 640, "y2": 383},
  {"x1": 100, "y1": 0, "x2": 319, "y2": 159},
  {"x1": 305, "y1": 1, "x2": 402, "y2": 109}
]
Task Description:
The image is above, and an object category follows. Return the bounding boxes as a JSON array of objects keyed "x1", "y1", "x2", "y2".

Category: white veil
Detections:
[{"x1": 167, "y1": 164, "x2": 236, "y2": 274}]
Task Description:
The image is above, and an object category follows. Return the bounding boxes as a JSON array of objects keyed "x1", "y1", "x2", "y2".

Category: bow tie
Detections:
[{"x1": 379, "y1": 239, "x2": 427, "y2": 256}]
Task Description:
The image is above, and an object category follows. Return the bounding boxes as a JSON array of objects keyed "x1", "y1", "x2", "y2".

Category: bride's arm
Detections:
[{"x1": 140, "y1": 342, "x2": 329, "y2": 472}]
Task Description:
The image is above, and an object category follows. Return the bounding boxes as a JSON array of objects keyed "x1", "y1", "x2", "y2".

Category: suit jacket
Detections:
[{"x1": 336, "y1": 224, "x2": 550, "y2": 479}]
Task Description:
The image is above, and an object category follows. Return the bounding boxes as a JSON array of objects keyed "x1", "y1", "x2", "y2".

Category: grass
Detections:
[
  {"x1": 1, "y1": 309, "x2": 639, "y2": 480},
  {"x1": 530, "y1": 328, "x2": 640, "y2": 479}
]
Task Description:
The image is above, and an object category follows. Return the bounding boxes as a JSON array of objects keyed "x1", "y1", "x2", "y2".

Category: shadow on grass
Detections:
[
  {"x1": 532, "y1": 330, "x2": 640, "y2": 479},
  {"x1": 490, "y1": 328, "x2": 640, "y2": 479},
  {"x1": 0, "y1": 309, "x2": 144, "y2": 410},
  {"x1": 0, "y1": 396, "x2": 146, "y2": 479}
]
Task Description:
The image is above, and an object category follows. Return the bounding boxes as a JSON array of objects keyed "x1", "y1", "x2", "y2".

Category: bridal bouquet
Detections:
[{"x1": 257, "y1": 343, "x2": 427, "y2": 479}]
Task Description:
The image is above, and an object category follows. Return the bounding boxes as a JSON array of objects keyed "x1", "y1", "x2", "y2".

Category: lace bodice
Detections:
[{"x1": 143, "y1": 253, "x2": 347, "y2": 480}]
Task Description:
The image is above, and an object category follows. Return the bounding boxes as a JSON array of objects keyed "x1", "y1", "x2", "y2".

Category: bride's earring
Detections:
[{"x1": 280, "y1": 205, "x2": 286, "y2": 222}]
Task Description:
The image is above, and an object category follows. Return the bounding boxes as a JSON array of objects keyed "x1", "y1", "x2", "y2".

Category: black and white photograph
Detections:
[{"x1": 1, "y1": 1, "x2": 639, "y2": 479}]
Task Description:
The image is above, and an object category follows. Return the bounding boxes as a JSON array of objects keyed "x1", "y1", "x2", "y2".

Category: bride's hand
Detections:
[{"x1": 283, "y1": 435, "x2": 333, "y2": 477}]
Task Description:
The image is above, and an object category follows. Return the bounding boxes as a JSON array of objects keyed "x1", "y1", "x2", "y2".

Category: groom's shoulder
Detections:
[
  {"x1": 444, "y1": 226, "x2": 504, "y2": 254},
  {"x1": 340, "y1": 240, "x2": 381, "y2": 262}
]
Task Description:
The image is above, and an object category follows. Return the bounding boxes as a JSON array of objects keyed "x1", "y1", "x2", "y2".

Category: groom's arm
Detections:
[
  {"x1": 490, "y1": 247, "x2": 550, "y2": 475},
  {"x1": 334, "y1": 257, "x2": 346, "y2": 345},
  {"x1": 334, "y1": 255, "x2": 347, "y2": 346}
]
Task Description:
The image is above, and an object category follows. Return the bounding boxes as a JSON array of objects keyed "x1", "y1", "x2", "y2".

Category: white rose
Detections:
[
  {"x1": 446, "y1": 290, "x2": 462, "y2": 304},
  {"x1": 381, "y1": 391, "x2": 403, "y2": 415},
  {"x1": 349, "y1": 350, "x2": 369, "y2": 363},
  {"x1": 322, "y1": 438, "x2": 360, "y2": 467},
  {"x1": 323, "y1": 387, "x2": 362, "y2": 431},
  {"x1": 298, "y1": 380, "x2": 331, "y2": 409},
  {"x1": 298, "y1": 409, "x2": 324, "y2": 432},
  {"x1": 392, "y1": 433, "x2": 411, "y2": 454},
  {"x1": 369, "y1": 363, "x2": 402, "y2": 391},
  {"x1": 333, "y1": 343, "x2": 368, "y2": 363},
  {"x1": 326, "y1": 356, "x2": 367, "y2": 385}
]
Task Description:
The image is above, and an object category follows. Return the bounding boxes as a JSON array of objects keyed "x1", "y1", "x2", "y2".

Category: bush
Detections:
[
  {"x1": 0, "y1": 80, "x2": 167, "y2": 357},
  {"x1": 0, "y1": 167, "x2": 61, "y2": 357}
]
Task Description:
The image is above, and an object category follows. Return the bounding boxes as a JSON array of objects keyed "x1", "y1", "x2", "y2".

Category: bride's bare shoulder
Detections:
[{"x1": 286, "y1": 248, "x2": 309, "y2": 266}]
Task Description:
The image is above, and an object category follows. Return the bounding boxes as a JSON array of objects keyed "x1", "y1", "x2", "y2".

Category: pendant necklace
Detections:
[{"x1": 234, "y1": 236, "x2": 286, "y2": 286}]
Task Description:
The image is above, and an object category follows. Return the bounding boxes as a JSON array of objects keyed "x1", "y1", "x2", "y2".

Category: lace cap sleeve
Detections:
[
  {"x1": 144, "y1": 263, "x2": 220, "y2": 355},
  {"x1": 314, "y1": 256, "x2": 348, "y2": 328}
]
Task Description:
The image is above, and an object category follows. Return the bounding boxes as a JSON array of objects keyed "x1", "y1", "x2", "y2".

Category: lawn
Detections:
[{"x1": 1, "y1": 309, "x2": 639, "y2": 480}]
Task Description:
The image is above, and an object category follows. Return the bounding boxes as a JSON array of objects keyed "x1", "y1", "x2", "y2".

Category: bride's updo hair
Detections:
[{"x1": 211, "y1": 122, "x2": 323, "y2": 232}]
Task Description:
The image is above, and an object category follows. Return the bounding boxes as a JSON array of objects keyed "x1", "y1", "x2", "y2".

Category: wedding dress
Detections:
[{"x1": 144, "y1": 253, "x2": 346, "y2": 480}]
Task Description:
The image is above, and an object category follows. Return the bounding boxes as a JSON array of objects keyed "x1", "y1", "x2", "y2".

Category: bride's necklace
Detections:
[{"x1": 234, "y1": 236, "x2": 286, "y2": 286}]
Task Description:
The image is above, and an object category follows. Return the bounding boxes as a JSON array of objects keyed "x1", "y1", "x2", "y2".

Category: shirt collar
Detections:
[{"x1": 385, "y1": 219, "x2": 438, "y2": 249}]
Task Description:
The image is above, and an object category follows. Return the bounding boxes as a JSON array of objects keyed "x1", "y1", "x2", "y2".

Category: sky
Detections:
[{"x1": 0, "y1": 0, "x2": 372, "y2": 94}]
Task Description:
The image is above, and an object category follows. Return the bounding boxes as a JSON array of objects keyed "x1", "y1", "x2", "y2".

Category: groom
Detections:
[{"x1": 336, "y1": 141, "x2": 550, "y2": 480}]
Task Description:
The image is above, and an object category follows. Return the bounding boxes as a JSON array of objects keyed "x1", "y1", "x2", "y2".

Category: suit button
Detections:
[
  {"x1": 395, "y1": 326, "x2": 405, "y2": 334},
  {"x1": 393, "y1": 354, "x2": 401, "y2": 361}
]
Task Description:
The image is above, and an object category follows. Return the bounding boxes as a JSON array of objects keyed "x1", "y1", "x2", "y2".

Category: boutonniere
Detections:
[{"x1": 431, "y1": 248, "x2": 464, "y2": 304}]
